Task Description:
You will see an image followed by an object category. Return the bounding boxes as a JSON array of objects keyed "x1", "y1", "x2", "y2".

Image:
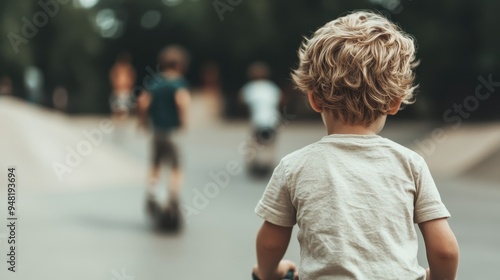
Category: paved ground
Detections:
[{"x1": 0, "y1": 97, "x2": 499, "y2": 280}]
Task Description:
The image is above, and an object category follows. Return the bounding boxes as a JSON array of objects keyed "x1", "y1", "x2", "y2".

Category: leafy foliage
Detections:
[{"x1": 0, "y1": 0, "x2": 498, "y2": 119}]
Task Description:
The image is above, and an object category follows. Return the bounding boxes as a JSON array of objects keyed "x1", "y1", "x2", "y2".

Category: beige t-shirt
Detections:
[{"x1": 255, "y1": 134, "x2": 450, "y2": 280}]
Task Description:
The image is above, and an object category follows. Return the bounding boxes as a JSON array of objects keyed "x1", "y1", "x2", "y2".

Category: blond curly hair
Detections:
[{"x1": 292, "y1": 11, "x2": 419, "y2": 126}]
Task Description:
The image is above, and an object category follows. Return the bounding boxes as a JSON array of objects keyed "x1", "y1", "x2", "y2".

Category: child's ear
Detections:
[
  {"x1": 307, "y1": 91, "x2": 322, "y2": 113},
  {"x1": 388, "y1": 99, "x2": 402, "y2": 115}
]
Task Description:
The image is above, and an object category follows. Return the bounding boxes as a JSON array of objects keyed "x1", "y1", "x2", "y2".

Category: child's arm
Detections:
[
  {"x1": 175, "y1": 88, "x2": 191, "y2": 128},
  {"x1": 136, "y1": 90, "x2": 151, "y2": 129},
  {"x1": 419, "y1": 218, "x2": 459, "y2": 280},
  {"x1": 254, "y1": 221, "x2": 296, "y2": 280}
]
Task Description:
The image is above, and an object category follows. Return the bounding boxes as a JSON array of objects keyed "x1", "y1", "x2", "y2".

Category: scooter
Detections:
[
  {"x1": 146, "y1": 196, "x2": 181, "y2": 232},
  {"x1": 252, "y1": 270, "x2": 296, "y2": 280}
]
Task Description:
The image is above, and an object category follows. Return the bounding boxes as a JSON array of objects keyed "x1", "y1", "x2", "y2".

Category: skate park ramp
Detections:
[
  {"x1": 0, "y1": 96, "x2": 148, "y2": 192},
  {"x1": 467, "y1": 148, "x2": 500, "y2": 182},
  {"x1": 412, "y1": 123, "x2": 500, "y2": 180}
]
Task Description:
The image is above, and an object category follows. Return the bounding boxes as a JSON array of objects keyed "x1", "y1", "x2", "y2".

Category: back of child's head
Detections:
[
  {"x1": 292, "y1": 10, "x2": 418, "y2": 126},
  {"x1": 158, "y1": 45, "x2": 190, "y2": 74},
  {"x1": 248, "y1": 61, "x2": 271, "y2": 81}
]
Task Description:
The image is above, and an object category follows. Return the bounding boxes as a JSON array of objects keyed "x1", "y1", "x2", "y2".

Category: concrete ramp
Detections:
[
  {"x1": 413, "y1": 123, "x2": 500, "y2": 178},
  {"x1": 0, "y1": 96, "x2": 148, "y2": 193},
  {"x1": 467, "y1": 149, "x2": 500, "y2": 182}
]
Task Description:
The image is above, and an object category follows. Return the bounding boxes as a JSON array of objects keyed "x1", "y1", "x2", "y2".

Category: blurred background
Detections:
[{"x1": 0, "y1": 0, "x2": 499, "y2": 279}]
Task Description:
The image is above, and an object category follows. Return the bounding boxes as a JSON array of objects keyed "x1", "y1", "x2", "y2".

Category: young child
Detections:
[
  {"x1": 240, "y1": 62, "x2": 282, "y2": 176},
  {"x1": 109, "y1": 52, "x2": 136, "y2": 119},
  {"x1": 137, "y1": 45, "x2": 191, "y2": 230},
  {"x1": 252, "y1": 11, "x2": 459, "y2": 279}
]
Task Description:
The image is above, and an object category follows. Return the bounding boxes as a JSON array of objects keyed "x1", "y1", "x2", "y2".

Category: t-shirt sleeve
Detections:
[
  {"x1": 255, "y1": 160, "x2": 296, "y2": 227},
  {"x1": 414, "y1": 158, "x2": 451, "y2": 224}
]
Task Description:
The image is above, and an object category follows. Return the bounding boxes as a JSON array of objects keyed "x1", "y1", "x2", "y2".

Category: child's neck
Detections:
[{"x1": 322, "y1": 112, "x2": 386, "y2": 136}]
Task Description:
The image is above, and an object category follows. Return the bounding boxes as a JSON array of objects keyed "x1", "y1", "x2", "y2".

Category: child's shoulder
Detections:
[
  {"x1": 378, "y1": 137, "x2": 426, "y2": 164},
  {"x1": 280, "y1": 136, "x2": 426, "y2": 170},
  {"x1": 279, "y1": 141, "x2": 326, "y2": 168}
]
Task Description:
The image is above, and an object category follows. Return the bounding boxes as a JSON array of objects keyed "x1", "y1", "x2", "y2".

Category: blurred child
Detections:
[
  {"x1": 137, "y1": 45, "x2": 191, "y2": 230},
  {"x1": 252, "y1": 11, "x2": 459, "y2": 279},
  {"x1": 0, "y1": 76, "x2": 13, "y2": 96},
  {"x1": 110, "y1": 52, "x2": 136, "y2": 119},
  {"x1": 241, "y1": 62, "x2": 282, "y2": 176}
]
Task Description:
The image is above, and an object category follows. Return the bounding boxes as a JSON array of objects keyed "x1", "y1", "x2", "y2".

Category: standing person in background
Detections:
[
  {"x1": 0, "y1": 76, "x2": 13, "y2": 96},
  {"x1": 137, "y1": 45, "x2": 191, "y2": 231},
  {"x1": 110, "y1": 52, "x2": 136, "y2": 119},
  {"x1": 241, "y1": 62, "x2": 282, "y2": 177}
]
